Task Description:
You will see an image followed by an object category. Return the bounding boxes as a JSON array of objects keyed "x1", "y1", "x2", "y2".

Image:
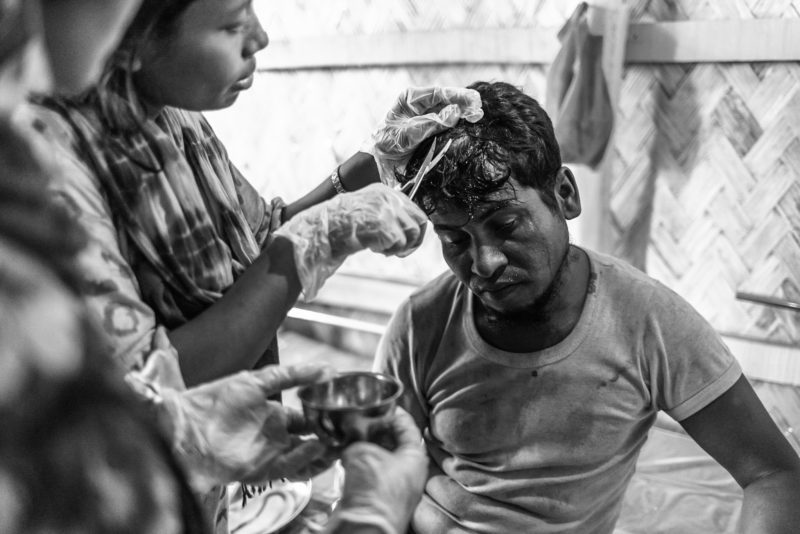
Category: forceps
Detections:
[{"x1": 397, "y1": 137, "x2": 453, "y2": 201}]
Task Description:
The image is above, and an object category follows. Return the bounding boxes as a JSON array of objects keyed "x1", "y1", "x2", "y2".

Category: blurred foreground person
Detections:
[
  {"x1": 375, "y1": 81, "x2": 800, "y2": 533},
  {"x1": 1, "y1": 1, "x2": 428, "y2": 533}
]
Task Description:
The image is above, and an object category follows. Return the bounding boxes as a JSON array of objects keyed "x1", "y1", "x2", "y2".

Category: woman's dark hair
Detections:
[
  {"x1": 90, "y1": 0, "x2": 199, "y2": 131},
  {"x1": 401, "y1": 81, "x2": 562, "y2": 219},
  {"x1": 35, "y1": 0, "x2": 202, "y2": 172}
]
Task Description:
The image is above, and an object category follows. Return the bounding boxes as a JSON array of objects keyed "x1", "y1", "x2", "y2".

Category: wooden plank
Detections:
[
  {"x1": 259, "y1": 28, "x2": 561, "y2": 70},
  {"x1": 309, "y1": 272, "x2": 419, "y2": 316},
  {"x1": 258, "y1": 19, "x2": 800, "y2": 71},
  {"x1": 595, "y1": 3, "x2": 629, "y2": 255},
  {"x1": 626, "y1": 19, "x2": 800, "y2": 63}
]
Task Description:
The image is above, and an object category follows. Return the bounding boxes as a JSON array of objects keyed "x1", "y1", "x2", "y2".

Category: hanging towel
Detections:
[{"x1": 546, "y1": 2, "x2": 613, "y2": 168}]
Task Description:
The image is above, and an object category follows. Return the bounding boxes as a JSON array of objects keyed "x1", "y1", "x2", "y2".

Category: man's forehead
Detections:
[{"x1": 430, "y1": 184, "x2": 522, "y2": 226}]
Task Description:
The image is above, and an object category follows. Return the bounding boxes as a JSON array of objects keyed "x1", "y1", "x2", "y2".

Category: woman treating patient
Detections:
[
  {"x1": 34, "y1": 0, "x2": 481, "y2": 386},
  {"x1": 16, "y1": 0, "x2": 480, "y2": 532}
]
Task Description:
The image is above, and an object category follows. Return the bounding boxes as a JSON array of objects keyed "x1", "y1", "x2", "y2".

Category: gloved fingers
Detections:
[
  {"x1": 395, "y1": 227, "x2": 426, "y2": 257},
  {"x1": 390, "y1": 408, "x2": 425, "y2": 454},
  {"x1": 347, "y1": 185, "x2": 426, "y2": 256},
  {"x1": 399, "y1": 86, "x2": 482, "y2": 119},
  {"x1": 392, "y1": 200, "x2": 428, "y2": 255},
  {"x1": 284, "y1": 407, "x2": 315, "y2": 435},
  {"x1": 436, "y1": 103, "x2": 467, "y2": 128},
  {"x1": 339, "y1": 441, "x2": 384, "y2": 470},
  {"x1": 244, "y1": 438, "x2": 330, "y2": 483},
  {"x1": 251, "y1": 363, "x2": 336, "y2": 397},
  {"x1": 381, "y1": 220, "x2": 427, "y2": 257},
  {"x1": 432, "y1": 87, "x2": 484, "y2": 123},
  {"x1": 361, "y1": 211, "x2": 426, "y2": 257},
  {"x1": 268, "y1": 196, "x2": 287, "y2": 233},
  {"x1": 375, "y1": 111, "x2": 455, "y2": 156}
]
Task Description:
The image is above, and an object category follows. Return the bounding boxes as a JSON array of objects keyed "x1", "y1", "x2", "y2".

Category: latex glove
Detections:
[
  {"x1": 325, "y1": 408, "x2": 428, "y2": 534},
  {"x1": 368, "y1": 86, "x2": 484, "y2": 186},
  {"x1": 128, "y1": 331, "x2": 337, "y2": 492},
  {"x1": 275, "y1": 183, "x2": 427, "y2": 300}
]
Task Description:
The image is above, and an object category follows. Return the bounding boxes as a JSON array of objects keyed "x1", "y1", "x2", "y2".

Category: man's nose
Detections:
[{"x1": 471, "y1": 243, "x2": 506, "y2": 279}]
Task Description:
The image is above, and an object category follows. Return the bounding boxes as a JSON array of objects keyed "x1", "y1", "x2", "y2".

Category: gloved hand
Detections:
[
  {"x1": 275, "y1": 183, "x2": 427, "y2": 300},
  {"x1": 368, "y1": 86, "x2": 484, "y2": 186},
  {"x1": 127, "y1": 330, "x2": 337, "y2": 492},
  {"x1": 325, "y1": 408, "x2": 428, "y2": 534}
]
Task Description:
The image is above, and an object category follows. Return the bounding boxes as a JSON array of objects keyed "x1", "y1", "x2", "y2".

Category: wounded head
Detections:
[{"x1": 399, "y1": 81, "x2": 562, "y2": 221}]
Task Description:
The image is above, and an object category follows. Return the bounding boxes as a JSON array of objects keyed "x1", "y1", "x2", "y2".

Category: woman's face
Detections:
[
  {"x1": 135, "y1": 0, "x2": 268, "y2": 112},
  {"x1": 40, "y1": 0, "x2": 143, "y2": 93}
]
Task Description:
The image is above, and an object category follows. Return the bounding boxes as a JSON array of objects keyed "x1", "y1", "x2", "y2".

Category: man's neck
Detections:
[{"x1": 474, "y1": 246, "x2": 591, "y2": 353}]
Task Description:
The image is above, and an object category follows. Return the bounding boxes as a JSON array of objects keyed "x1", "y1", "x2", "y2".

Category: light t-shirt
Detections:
[{"x1": 375, "y1": 248, "x2": 741, "y2": 534}]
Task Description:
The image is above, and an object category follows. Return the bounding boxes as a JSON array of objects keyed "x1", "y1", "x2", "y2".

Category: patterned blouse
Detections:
[{"x1": 31, "y1": 105, "x2": 280, "y2": 372}]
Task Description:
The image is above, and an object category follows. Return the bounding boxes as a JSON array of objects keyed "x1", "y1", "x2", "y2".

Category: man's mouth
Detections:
[{"x1": 473, "y1": 282, "x2": 518, "y2": 295}]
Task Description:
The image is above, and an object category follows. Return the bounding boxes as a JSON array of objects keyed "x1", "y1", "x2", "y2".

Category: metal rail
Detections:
[{"x1": 735, "y1": 292, "x2": 800, "y2": 312}]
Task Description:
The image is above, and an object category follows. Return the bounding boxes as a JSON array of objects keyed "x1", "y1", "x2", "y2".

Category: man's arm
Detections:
[{"x1": 679, "y1": 375, "x2": 800, "y2": 533}]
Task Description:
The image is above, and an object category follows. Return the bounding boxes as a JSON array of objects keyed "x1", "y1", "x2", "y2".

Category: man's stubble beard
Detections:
[{"x1": 480, "y1": 239, "x2": 574, "y2": 326}]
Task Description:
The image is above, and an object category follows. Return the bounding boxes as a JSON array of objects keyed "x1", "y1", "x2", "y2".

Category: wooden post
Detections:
[{"x1": 569, "y1": 1, "x2": 630, "y2": 255}]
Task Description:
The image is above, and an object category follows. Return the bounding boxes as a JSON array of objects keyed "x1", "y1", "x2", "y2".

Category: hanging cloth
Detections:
[{"x1": 546, "y1": 2, "x2": 613, "y2": 168}]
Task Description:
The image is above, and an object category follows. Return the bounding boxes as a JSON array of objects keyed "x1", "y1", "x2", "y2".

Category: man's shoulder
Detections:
[
  {"x1": 584, "y1": 247, "x2": 709, "y2": 329},
  {"x1": 585, "y1": 248, "x2": 650, "y2": 281},
  {"x1": 584, "y1": 248, "x2": 669, "y2": 299}
]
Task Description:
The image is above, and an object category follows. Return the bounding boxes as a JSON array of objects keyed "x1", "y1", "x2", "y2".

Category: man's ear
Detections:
[{"x1": 554, "y1": 166, "x2": 581, "y2": 220}]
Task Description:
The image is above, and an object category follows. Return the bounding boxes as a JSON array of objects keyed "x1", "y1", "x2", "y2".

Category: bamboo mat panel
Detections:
[{"x1": 610, "y1": 0, "x2": 800, "y2": 346}]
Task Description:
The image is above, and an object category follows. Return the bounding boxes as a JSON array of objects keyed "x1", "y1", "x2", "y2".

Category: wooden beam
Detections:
[
  {"x1": 259, "y1": 28, "x2": 560, "y2": 70},
  {"x1": 258, "y1": 19, "x2": 800, "y2": 71},
  {"x1": 626, "y1": 19, "x2": 800, "y2": 63}
]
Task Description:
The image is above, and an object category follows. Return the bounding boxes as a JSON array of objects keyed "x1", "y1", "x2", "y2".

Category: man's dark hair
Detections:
[{"x1": 401, "y1": 81, "x2": 562, "y2": 218}]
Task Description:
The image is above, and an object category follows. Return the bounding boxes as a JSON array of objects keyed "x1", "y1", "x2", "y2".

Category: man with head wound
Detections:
[{"x1": 374, "y1": 81, "x2": 800, "y2": 533}]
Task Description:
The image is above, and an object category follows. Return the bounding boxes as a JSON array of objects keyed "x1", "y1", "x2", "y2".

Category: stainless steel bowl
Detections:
[{"x1": 297, "y1": 372, "x2": 403, "y2": 448}]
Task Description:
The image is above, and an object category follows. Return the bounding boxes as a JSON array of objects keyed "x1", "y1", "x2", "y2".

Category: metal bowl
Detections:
[{"x1": 297, "y1": 372, "x2": 403, "y2": 448}]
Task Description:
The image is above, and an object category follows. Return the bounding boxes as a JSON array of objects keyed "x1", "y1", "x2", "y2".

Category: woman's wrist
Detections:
[
  {"x1": 337, "y1": 152, "x2": 380, "y2": 192},
  {"x1": 329, "y1": 167, "x2": 347, "y2": 194}
]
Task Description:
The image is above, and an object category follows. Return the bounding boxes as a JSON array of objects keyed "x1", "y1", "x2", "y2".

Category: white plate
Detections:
[{"x1": 228, "y1": 479, "x2": 312, "y2": 534}]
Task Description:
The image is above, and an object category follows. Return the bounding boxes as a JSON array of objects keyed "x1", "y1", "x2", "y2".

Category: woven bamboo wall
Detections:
[
  {"x1": 207, "y1": 0, "x2": 800, "y2": 345},
  {"x1": 612, "y1": 0, "x2": 800, "y2": 345}
]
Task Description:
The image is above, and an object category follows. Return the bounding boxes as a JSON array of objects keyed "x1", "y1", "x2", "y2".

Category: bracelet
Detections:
[{"x1": 330, "y1": 166, "x2": 348, "y2": 194}]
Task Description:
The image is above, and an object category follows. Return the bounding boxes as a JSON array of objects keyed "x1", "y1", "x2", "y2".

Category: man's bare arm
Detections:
[{"x1": 680, "y1": 375, "x2": 800, "y2": 533}]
